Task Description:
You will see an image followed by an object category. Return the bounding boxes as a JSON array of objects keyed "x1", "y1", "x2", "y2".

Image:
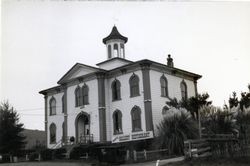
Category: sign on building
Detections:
[{"x1": 112, "y1": 131, "x2": 153, "y2": 143}]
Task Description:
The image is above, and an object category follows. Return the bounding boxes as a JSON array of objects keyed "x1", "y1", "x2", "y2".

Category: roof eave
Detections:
[{"x1": 57, "y1": 63, "x2": 107, "y2": 84}]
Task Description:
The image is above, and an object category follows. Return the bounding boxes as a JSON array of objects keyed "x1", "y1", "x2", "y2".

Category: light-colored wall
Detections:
[
  {"x1": 149, "y1": 69, "x2": 196, "y2": 136},
  {"x1": 105, "y1": 70, "x2": 146, "y2": 141},
  {"x1": 47, "y1": 93, "x2": 64, "y2": 149},
  {"x1": 67, "y1": 79, "x2": 99, "y2": 142},
  {"x1": 47, "y1": 79, "x2": 100, "y2": 148},
  {"x1": 46, "y1": 65, "x2": 197, "y2": 148}
]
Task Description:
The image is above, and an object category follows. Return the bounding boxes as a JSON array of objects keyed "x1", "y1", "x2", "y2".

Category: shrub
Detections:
[
  {"x1": 29, "y1": 152, "x2": 39, "y2": 161},
  {"x1": 200, "y1": 106, "x2": 236, "y2": 135},
  {"x1": 40, "y1": 149, "x2": 53, "y2": 161},
  {"x1": 0, "y1": 154, "x2": 11, "y2": 163},
  {"x1": 156, "y1": 109, "x2": 199, "y2": 155},
  {"x1": 235, "y1": 107, "x2": 250, "y2": 143},
  {"x1": 54, "y1": 148, "x2": 66, "y2": 159}
]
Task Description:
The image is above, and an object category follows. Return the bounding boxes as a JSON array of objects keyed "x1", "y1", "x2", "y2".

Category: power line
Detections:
[
  {"x1": 17, "y1": 106, "x2": 62, "y2": 112},
  {"x1": 19, "y1": 112, "x2": 82, "y2": 117}
]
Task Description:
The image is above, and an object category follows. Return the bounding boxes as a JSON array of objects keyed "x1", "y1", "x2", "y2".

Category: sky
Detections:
[{"x1": 1, "y1": 0, "x2": 250, "y2": 130}]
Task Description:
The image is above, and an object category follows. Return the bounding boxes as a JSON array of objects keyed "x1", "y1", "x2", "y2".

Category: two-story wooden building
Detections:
[{"x1": 39, "y1": 26, "x2": 201, "y2": 149}]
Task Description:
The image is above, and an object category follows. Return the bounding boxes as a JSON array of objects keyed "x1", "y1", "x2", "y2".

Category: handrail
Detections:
[
  {"x1": 51, "y1": 135, "x2": 94, "y2": 149},
  {"x1": 51, "y1": 136, "x2": 72, "y2": 149},
  {"x1": 79, "y1": 134, "x2": 93, "y2": 144},
  {"x1": 62, "y1": 136, "x2": 73, "y2": 146},
  {"x1": 51, "y1": 139, "x2": 62, "y2": 149}
]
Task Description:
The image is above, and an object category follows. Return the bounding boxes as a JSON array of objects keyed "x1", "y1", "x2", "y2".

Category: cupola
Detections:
[{"x1": 103, "y1": 26, "x2": 128, "y2": 60}]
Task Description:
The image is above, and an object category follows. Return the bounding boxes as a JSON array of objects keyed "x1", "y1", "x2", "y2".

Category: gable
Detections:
[
  {"x1": 57, "y1": 63, "x2": 104, "y2": 84},
  {"x1": 68, "y1": 67, "x2": 96, "y2": 80},
  {"x1": 97, "y1": 58, "x2": 133, "y2": 70}
]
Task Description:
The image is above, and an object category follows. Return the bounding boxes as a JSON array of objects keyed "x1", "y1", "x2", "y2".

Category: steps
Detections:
[{"x1": 61, "y1": 144, "x2": 77, "y2": 159}]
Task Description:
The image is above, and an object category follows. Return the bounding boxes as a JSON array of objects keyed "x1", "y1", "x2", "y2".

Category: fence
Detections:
[
  {"x1": 184, "y1": 139, "x2": 211, "y2": 158},
  {"x1": 185, "y1": 134, "x2": 250, "y2": 159},
  {"x1": 132, "y1": 149, "x2": 168, "y2": 162}
]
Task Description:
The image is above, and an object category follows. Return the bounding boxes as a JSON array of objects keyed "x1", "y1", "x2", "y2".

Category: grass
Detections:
[
  {"x1": 0, "y1": 161, "x2": 92, "y2": 166},
  {"x1": 166, "y1": 157, "x2": 250, "y2": 166}
]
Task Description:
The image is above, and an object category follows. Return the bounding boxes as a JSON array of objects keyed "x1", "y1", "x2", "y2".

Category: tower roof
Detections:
[{"x1": 102, "y1": 26, "x2": 128, "y2": 44}]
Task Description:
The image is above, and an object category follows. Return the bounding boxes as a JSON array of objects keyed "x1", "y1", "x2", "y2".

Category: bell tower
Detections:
[{"x1": 102, "y1": 26, "x2": 128, "y2": 60}]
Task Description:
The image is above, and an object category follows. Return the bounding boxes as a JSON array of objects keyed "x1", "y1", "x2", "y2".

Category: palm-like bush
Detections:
[
  {"x1": 200, "y1": 106, "x2": 236, "y2": 135},
  {"x1": 235, "y1": 107, "x2": 250, "y2": 143},
  {"x1": 156, "y1": 109, "x2": 199, "y2": 155}
]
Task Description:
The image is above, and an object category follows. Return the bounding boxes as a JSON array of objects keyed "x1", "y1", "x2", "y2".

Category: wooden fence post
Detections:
[
  {"x1": 126, "y1": 150, "x2": 130, "y2": 161},
  {"x1": 25, "y1": 154, "x2": 29, "y2": 161},
  {"x1": 188, "y1": 141, "x2": 192, "y2": 158},
  {"x1": 10, "y1": 155, "x2": 13, "y2": 163},
  {"x1": 38, "y1": 153, "x2": 41, "y2": 161},
  {"x1": 156, "y1": 160, "x2": 160, "y2": 166},
  {"x1": 133, "y1": 150, "x2": 137, "y2": 161},
  {"x1": 144, "y1": 149, "x2": 147, "y2": 160}
]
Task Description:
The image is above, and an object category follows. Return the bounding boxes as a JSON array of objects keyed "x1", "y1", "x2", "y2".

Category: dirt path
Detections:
[{"x1": 0, "y1": 161, "x2": 92, "y2": 166}]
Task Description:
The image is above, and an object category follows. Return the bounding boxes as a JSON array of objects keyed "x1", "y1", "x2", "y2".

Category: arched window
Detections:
[
  {"x1": 82, "y1": 84, "x2": 89, "y2": 105},
  {"x1": 108, "y1": 45, "x2": 112, "y2": 59},
  {"x1": 160, "y1": 75, "x2": 168, "y2": 97},
  {"x1": 180, "y1": 80, "x2": 188, "y2": 100},
  {"x1": 129, "y1": 74, "x2": 140, "y2": 97},
  {"x1": 75, "y1": 86, "x2": 82, "y2": 107},
  {"x1": 62, "y1": 95, "x2": 65, "y2": 113},
  {"x1": 162, "y1": 106, "x2": 169, "y2": 115},
  {"x1": 49, "y1": 97, "x2": 56, "y2": 115},
  {"x1": 49, "y1": 123, "x2": 56, "y2": 144},
  {"x1": 120, "y1": 43, "x2": 125, "y2": 58},
  {"x1": 131, "y1": 106, "x2": 142, "y2": 132},
  {"x1": 113, "y1": 110, "x2": 122, "y2": 134},
  {"x1": 111, "y1": 79, "x2": 121, "y2": 101},
  {"x1": 114, "y1": 44, "x2": 118, "y2": 57}
]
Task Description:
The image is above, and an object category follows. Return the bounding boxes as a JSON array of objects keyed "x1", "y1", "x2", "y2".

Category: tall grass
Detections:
[{"x1": 156, "y1": 110, "x2": 199, "y2": 155}]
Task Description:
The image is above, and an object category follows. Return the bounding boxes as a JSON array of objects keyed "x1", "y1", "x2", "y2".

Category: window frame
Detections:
[
  {"x1": 108, "y1": 45, "x2": 112, "y2": 59},
  {"x1": 113, "y1": 43, "x2": 119, "y2": 57},
  {"x1": 129, "y1": 74, "x2": 140, "y2": 97},
  {"x1": 113, "y1": 110, "x2": 123, "y2": 135},
  {"x1": 180, "y1": 80, "x2": 188, "y2": 100},
  {"x1": 160, "y1": 75, "x2": 169, "y2": 97},
  {"x1": 49, "y1": 123, "x2": 57, "y2": 144},
  {"x1": 75, "y1": 86, "x2": 82, "y2": 107},
  {"x1": 131, "y1": 106, "x2": 142, "y2": 132},
  {"x1": 82, "y1": 84, "x2": 89, "y2": 105},
  {"x1": 111, "y1": 79, "x2": 121, "y2": 101},
  {"x1": 49, "y1": 97, "x2": 56, "y2": 116}
]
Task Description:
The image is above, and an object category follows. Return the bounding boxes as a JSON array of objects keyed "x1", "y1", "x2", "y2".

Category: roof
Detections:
[
  {"x1": 57, "y1": 63, "x2": 106, "y2": 84},
  {"x1": 107, "y1": 59, "x2": 202, "y2": 80},
  {"x1": 102, "y1": 26, "x2": 128, "y2": 44},
  {"x1": 96, "y1": 57, "x2": 133, "y2": 66},
  {"x1": 39, "y1": 59, "x2": 202, "y2": 95},
  {"x1": 39, "y1": 85, "x2": 61, "y2": 95}
]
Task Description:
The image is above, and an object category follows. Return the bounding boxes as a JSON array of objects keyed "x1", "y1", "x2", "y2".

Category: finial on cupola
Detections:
[
  {"x1": 167, "y1": 54, "x2": 174, "y2": 67},
  {"x1": 103, "y1": 26, "x2": 128, "y2": 60}
]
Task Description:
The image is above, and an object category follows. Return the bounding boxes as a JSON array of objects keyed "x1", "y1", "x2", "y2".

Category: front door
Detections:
[{"x1": 76, "y1": 113, "x2": 90, "y2": 143}]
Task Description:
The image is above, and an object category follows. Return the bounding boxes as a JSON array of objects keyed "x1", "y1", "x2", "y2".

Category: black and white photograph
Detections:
[{"x1": 1, "y1": 0, "x2": 250, "y2": 165}]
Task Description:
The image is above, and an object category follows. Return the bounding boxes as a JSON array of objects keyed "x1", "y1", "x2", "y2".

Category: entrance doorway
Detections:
[{"x1": 75, "y1": 113, "x2": 91, "y2": 143}]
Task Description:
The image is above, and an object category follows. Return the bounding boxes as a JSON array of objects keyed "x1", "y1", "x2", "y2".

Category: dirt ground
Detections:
[
  {"x1": 0, "y1": 161, "x2": 92, "y2": 166},
  {"x1": 1, "y1": 157, "x2": 250, "y2": 166}
]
